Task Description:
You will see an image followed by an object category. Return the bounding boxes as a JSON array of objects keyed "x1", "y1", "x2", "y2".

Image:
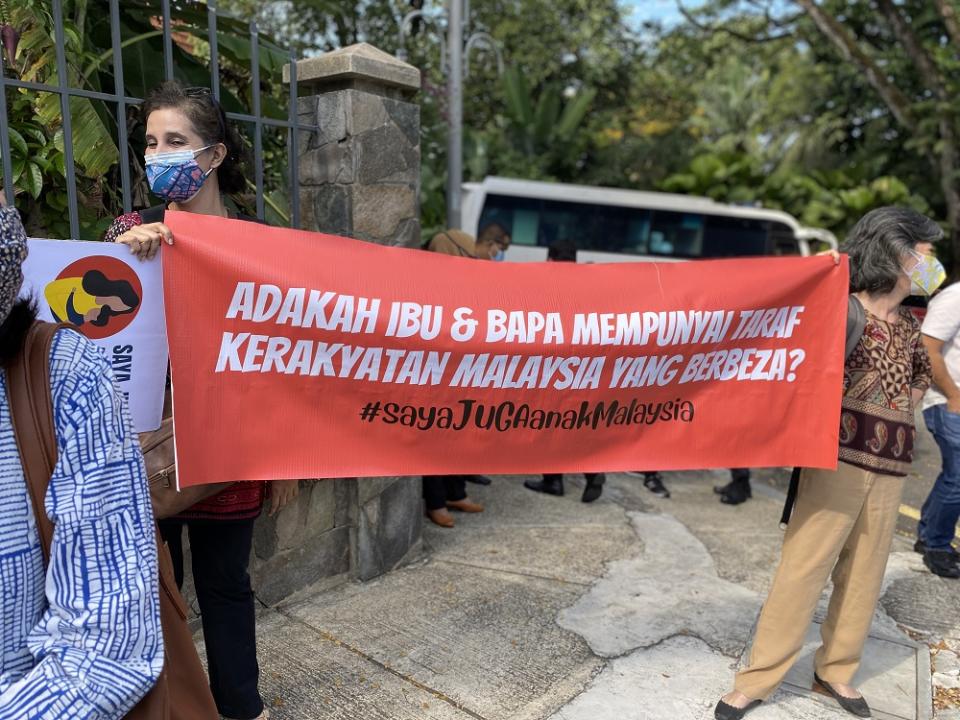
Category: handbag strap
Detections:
[
  {"x1": 7, "y1": 322, "x2": 68, "y2": 564},
  {"x1": 845, "y1": 295, "x2": 867, "y2": 361},
  {"x1": 780, "y1": 295, "x2": 868, "y2": 528}
]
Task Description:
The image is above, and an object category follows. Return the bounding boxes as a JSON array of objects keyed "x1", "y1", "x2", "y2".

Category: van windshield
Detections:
[{"x1": 478, "y1": 194, "x2": 799, "y2": 257}]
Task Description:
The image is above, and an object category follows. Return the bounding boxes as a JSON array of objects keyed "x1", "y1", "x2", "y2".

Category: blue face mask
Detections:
[
  {"x1": 493, "y1": 250, "x2": 506, "y2": 262},
  {"x1": 144, "y1": 145, "x2": 215, "y2": 203}
]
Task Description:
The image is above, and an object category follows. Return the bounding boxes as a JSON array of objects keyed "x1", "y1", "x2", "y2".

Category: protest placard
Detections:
[
  {"x1": 22, "y1": 239, "x2": 167, "y2": 432},
  {"x1": 162, "y1": 212, "x2": 848, "y2": 487}
]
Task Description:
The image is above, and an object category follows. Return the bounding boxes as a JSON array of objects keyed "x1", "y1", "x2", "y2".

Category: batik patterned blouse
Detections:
[
  {"x1": 839, "y1": 307, "x2": 932, "y2": 476},
  {"x1": 0, "y1": 330, "x2": 163, "y2": 717}
]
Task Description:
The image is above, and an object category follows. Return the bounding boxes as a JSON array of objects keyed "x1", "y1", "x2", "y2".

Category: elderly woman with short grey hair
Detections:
[{"x1": 714, "y1": 207, "x2": 945, "y2": 720}]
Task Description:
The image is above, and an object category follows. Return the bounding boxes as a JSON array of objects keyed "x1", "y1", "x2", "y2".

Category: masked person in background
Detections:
[
  {"x1": 476, "y1": 221, "x2": 511, "y2": 261},
  {"x1": 0, "y1": 197, "x2": 163, "y2": 716},
  {"x1": 422, "y1": 229, "x2": 492, "y2": 527},
  {"x1": 715, "y1": 207, "x2": 942, "y2": 720},
  {"x1": 105, "y1": 80, "x2": 298, "y2": 720}
]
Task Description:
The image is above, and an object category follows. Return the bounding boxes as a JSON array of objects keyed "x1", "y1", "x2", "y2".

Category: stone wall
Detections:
[
  {"x1": 245, "y1": 43, "x2": 425, "y2": 605},
  {"x1": 295, "y1": 44, "x2": 421, "y2": 249}
]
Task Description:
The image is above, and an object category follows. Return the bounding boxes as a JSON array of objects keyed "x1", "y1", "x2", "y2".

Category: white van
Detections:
[{"x1": 461, "y1": 177, "x2": 837, "y2": 262}]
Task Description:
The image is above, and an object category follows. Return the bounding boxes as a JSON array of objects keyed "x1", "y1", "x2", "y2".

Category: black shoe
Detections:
[
  {"x1": 714, "y1": 698, "x2": 761, "y2": 720},
  {"x1": 642, "y1": 473, "x2": 670, "y2": 498},
  {"x1": 718, "y1": 477, "x2": 752, "y2": 505},
  {"x1": 581, "y1": 474, "x2": 605, "y2": 503},
  {"x1": 813, "y1": 673, "x2": 872, "y2": 717},
  {"x1": 463, "y1": 474, "x2": 492, "y2": 485},
  {"x1": 915, "y1": 538, "x2": 959, "y2": 557},
  {"x1": 524, "y1": 477, "x2": 564, "y2": 496},
  {"x1": 923, "y1": 549, "x2": 960, "y2": 578}
]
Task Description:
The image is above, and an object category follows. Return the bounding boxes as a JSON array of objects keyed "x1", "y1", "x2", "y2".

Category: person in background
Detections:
[
  {"x1": 714, "y1": 468, "x2": 753, "y2": 505},
  {"x1": 714, "y1": 207, "x2": 940, "y2": 720},
  {"x1": 475, "y1": 221, "x2": 511, "y2": 261},
  {"x1": 626, "y1": 469, "x2": 752, "y2": 503},
  {"x1": 0, "y1": 196, "x2": 163, "y2": 716},
  {"x1": 422, "y1": 229, "x2": 490, "y2": 527},
  {"x1": 524, "y1": 239, "x2": 605, "y2": 503},
  {"x1": 627, "y1": 470, "x2": 672, "y2": 498},
  {"x1": 106, "y1": 80, "x2": 298, "y2": 720},
  {"x1": 915, "y1": 279, "x2": 960, "y2": 578}
]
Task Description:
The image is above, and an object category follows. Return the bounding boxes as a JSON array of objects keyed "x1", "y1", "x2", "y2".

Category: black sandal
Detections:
[
  {"x1": 714, "y1": 697, "x2": 761, "y2": 720},
  {"x1": 813, "y1": 673, "x2": 871, "y2": 718}
]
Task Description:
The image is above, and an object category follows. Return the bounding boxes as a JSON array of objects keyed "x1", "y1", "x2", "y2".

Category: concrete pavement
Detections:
[{"x1": 209, "y1": 469, "x2": 958, "y2": 719}]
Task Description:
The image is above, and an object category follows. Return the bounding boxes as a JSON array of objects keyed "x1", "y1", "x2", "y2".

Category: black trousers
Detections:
[
  {"x1": 422, "y1": 475, "x2": 468, "y2": 510},
  {"x1": 159, "y1": 517, "x2": 263, "y2": 720},
  {"x1": 543, "y1": 472, "x2": 604, "y2": 484}
]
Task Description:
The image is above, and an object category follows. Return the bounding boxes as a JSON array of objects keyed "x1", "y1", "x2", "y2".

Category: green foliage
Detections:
[
  {"x1": 5, "y1": 0, "x2": 295, "y2": 239},
  {"x1": 663, "y1": 150, "x2": 930, "y2": 240}
]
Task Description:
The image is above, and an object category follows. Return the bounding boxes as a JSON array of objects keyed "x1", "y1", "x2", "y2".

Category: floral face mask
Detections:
[{"x1": 905, "y1": 250, "x2": 947, "y2": 297}]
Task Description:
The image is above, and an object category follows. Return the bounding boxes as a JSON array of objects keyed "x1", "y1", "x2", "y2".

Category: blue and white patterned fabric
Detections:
[{"x1": 0, "y1": 329, "x2": 162, "y2": 718}]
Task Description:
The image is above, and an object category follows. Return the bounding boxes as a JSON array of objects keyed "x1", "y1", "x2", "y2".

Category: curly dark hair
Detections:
[
  {"x1": 141, "y1": 81, "x2": 248, "y2": 195},
  {"x1": 842, "y1": 207, "x2": 943, "y2": 295}
]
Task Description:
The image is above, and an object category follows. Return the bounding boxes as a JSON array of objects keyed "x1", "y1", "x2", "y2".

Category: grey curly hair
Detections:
[{"x1": 842, "y1": 207, "x2": 942, "y2": 295}]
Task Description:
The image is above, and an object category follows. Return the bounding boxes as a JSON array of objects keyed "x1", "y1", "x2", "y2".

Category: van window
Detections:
[
  {"x1": 703, "y1": 216, "x2": 769, "y2": 257},
  {"x1": 479, "y1": 193, "x2": 796, "y2": 258}
]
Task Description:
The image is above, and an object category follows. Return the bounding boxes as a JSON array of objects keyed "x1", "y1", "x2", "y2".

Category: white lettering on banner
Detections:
[
  {"x1": 215, "y1": 282, "x2": 817, "y2": 389},
  {"x1": 609, "y1": 355, "x2": 685, "y2": 388},
  {"x1": 571, "y1": 310, "x2": 735, "y2": 346},
  {"x1": 570, "y1": 308, "x2": 804, "y2": 347},
  {"x1": 485, "y1": 310, "x2": 565, "y2": 344},
  {"x1": 226, "y1": 282, "x2": 380, "y2": 333}
]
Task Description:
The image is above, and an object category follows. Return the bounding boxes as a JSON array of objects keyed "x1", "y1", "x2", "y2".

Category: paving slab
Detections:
[
  {"x1": 232, "y1": 470, "x2": 939, "y2": 719},
  {"x1": 547, "y1": 635, "x2": 855, "y2": 720},
  {"x1": 425, "y1": 524, "x2": 636, "y2": 586},
  {"x1": 280, "y1": 561, "x2": 603, "y2": 720},
  {"x1": 558, "y1": 512, "x2": 761, "y2": 658},
  {"x1": 201, "y1": 609, "x2": 473, "y2": 720},
  {"x1": 440, "y1": 474, "x2": 629, "y2": 529},
  {"x1": 775, "y1": 621, "x2": 929, "y2": 720},
  {"x1": 603, "y1": 470, "x2": 789, "y2": 595},
  {"x1": 881, "y1": 552, "x2": 960, "y2": 641}
]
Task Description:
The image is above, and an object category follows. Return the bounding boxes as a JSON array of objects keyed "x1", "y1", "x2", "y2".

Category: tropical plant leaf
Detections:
[
  {"x1": 36, "y1": 94, "x2": 118, "y2": 177},
  {"x1": 533, "y1": 86, "x2": 561, "y2": 146},
  {"x1": 555, "y1": 87, "x2": 596, "y2": 139},
  {"x1": 6, "y1": 126, "x2": 27, "y2": 158},
  {"x1": 21, "y1": 161, "x2": 43, "y2": 198},
  {"x1": 502, "y1": 68, "x2": 533, "y2": 126}
]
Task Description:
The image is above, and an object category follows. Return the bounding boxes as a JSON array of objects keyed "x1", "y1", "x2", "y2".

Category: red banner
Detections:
[{"x1": 162, "y1": 212, "x2": 848, "y2": 487}]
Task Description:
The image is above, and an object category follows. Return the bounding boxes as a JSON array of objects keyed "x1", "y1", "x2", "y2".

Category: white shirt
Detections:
[{"x1": 922, "y1": 282, "x2": 960, "y2": 410}]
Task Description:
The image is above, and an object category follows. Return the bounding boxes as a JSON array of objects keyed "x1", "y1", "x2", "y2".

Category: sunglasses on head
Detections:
[{"x1": 184, "y1": 86, "x2": 227, "y2": 141}]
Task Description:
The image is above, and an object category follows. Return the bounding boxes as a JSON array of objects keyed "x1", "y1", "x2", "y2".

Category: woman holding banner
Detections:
[
  {"x1": 714, "y1": 207, "x2": 944, "y2": 720},
  {"x1": 105, "y1": 81, "x2": 297, "y2": 720}
]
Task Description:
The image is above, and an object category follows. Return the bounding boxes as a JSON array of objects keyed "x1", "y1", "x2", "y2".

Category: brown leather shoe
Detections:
[
  {"x1": 426, "y1": 508, "x2": 455, "y2": 528},
  {"x1": 447, "y1": 499, "x2": 484, "y2": 513}
]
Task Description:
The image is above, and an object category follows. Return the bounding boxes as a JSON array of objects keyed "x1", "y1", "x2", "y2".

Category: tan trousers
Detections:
[{"x1": 734, "y1": 462, "x2": 904, "y2": 700}]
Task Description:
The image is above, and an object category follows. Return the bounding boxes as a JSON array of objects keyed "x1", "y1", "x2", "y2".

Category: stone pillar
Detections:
[
  {"x1": 289, "y1": 42, "x2": 422, "y2": 248},
  {"x1": 248, "y1": 44, "x2": 424, "y2": 602}
]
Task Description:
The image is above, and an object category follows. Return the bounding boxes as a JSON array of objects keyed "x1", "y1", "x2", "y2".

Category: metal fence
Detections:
[{"x1": 0, "y1": 0, "x2": 305, "y2": 239}]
